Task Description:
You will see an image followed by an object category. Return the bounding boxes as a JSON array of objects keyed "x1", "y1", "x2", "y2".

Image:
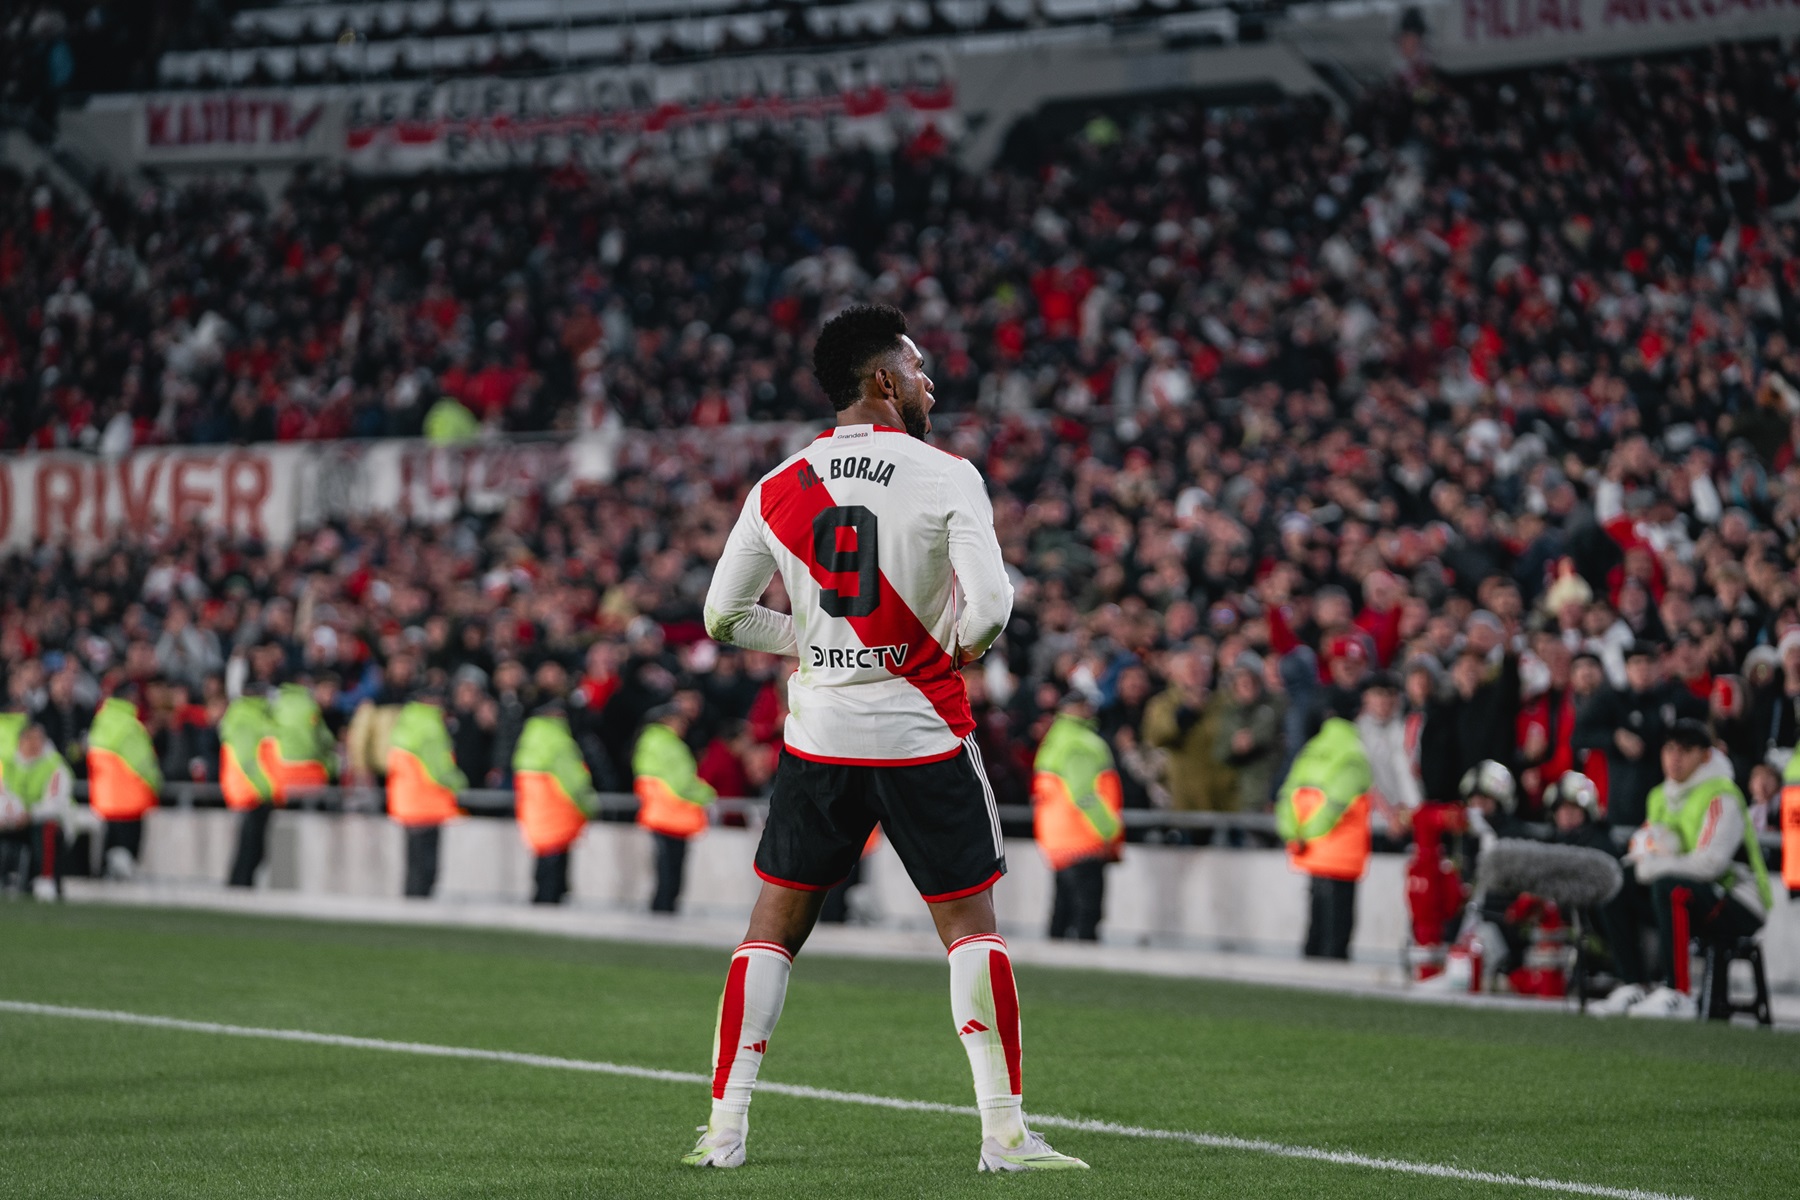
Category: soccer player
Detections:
[{"x1": 690, "y1": 304, "x2": 1087, "y2": 1173}]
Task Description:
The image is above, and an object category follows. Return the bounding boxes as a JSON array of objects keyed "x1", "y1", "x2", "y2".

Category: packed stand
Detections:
[{"x1": 1, "y1": 43, "x2": 1799, "y2": 854}]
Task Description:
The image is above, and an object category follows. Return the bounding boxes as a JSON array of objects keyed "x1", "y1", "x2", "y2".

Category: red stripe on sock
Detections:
[
  {"x1": 712, "y1": 954, "x2": 750, "y2": 1100},
  {"x1": 736, "y1": 941, "x2": 794, "y2": 961},
  {"x1": 989, "y1": 948, "x2": 1022, "y2": 1096},
  {"x1": 1670, "y1": 886, "x2": 1691, "y2": 995},
  {"x1": 947, "y1": 933, "x2": 1006, "y2": 954}
]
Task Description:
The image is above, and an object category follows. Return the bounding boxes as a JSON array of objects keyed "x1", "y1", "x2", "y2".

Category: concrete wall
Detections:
[
  {"x1": 56, "y1": 39, "x2": 1337, "y2": 182},
  {"x1": 144, "y1": 808, "x2": 1428, "y2": 966},
  {"x1": 137, "y1": 808, "x2": 1800, "y2": 989},
  {"x1": 0, "y1": 129, "x2": 95, "y2": 212},
  {"x1": 952, "y1": 39, "x2": 1337, "y2": 167}
]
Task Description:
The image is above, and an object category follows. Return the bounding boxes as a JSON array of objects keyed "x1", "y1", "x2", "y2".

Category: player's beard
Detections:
[{"x1": 899, "y1": 388, "x2": 931, "y2": 440}]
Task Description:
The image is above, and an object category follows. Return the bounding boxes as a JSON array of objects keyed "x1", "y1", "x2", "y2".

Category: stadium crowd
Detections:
[{"x1": 2, "y1": 42, "x2": 1800, "y2": 864}]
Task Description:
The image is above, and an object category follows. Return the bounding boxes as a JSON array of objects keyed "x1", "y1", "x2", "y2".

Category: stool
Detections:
[{"x1": 1695, "y1": 937, "x2": 1771, "y2": 1027}]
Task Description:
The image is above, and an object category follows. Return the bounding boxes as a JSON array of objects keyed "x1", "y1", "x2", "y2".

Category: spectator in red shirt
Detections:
[
  {"x1": 1354, "y1": 571, "x2": 1407, "y2": 667},
  {"x1": 1030, "y1": 259, "x2": 1092, "y2": 341},
  {"x1": 1517, "y1": 640, "x2": 1579, "y2": 816},
  {"x1": 1667, "y1": 633, "x2": 1713, "y2": 701},
  {"x1": 745, "y1": 659, "x2": 791, "y2": 746},
  {"x1": 696, "y1": 720, "x2": 754, "y2": 799}
]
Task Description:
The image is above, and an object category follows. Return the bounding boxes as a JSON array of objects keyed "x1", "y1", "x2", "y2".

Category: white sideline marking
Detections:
[{"x1": 0, "y1": 999, "x2": 1693, "y2": 1200}]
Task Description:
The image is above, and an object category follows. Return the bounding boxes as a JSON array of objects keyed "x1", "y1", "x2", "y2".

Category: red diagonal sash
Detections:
[{"x1": 760, "y1": 460, "x2": 974, "y2": 738}]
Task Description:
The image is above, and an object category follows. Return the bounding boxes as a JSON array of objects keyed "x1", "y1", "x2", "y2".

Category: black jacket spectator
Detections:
[
  {"x1": 1420, "y1": 653, "x2": 1520, "y2": 803},
  {"x1": 1573, "y1": 679, "x2": 1705, "y2": 828},
  {"x1": 35, "y1": 697, "x2": 92, "y2": 776}
]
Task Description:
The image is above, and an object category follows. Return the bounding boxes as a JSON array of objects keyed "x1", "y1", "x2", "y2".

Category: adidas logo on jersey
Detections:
[
  {"x1": 810, "y1": 644, "x2": 910, "y2": 670},
  {"x1": 958, "y1": 1019, "x2": 989, "y2": 1036}
]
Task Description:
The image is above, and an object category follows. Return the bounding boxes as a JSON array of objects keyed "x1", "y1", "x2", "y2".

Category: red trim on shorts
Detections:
[
  {"x1": 712, "y1": 954, "x2": 749, "y2": 1100},
  {"x1": 990, "y1": 948, "x2": 1022, "y2": 1095},
  {"x1": 754, "y1": 864, "x2": 845, "y2": 894},
  {"x1": 921, "y1": 869, "x2": 1003, "y2": 904},
  {"x1": 947, "y1": 933, "x2": 1007, "y2": 954},
  {"x1": 735, "y1": 940, "x2": 795, "y2": 962},
  {"x1": 783, "y1": 743, "x2": 964, "y2": 767}
]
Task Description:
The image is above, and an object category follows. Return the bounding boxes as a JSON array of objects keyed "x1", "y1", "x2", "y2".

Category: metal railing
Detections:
[
  {"x1": 73, "y1": 781, "x2": 1281, "y2": 837},
  {"x1": 64, "y1": 782, "x2": 1790, "y2": 856}
]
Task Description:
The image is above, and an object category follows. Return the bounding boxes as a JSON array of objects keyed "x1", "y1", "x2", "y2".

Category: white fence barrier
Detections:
[{"x1": 133, "y1": 807, "x2": 1800, "y2": 990}]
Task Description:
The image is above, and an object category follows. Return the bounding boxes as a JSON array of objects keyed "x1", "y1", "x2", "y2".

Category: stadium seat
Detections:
[{"x1": 1696, "y1": 936, "x2": 1772, "y2": 1027}]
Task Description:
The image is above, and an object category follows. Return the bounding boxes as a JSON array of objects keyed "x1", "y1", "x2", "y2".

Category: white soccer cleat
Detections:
[
  {"x1": 978, "y1": 1130, "x2": 1089, "y2": 1173},
  {"x1": 105, "y1": 847, "x2": 136, "y2": 881},
  {"x1": 1626, "y1": 986, "x2": 1697, "y2": 1020},
  {"x1": 1588, "y1": 983, "x2": 1648, "y2": 1017},
  {"x1": 31, "y1": 876, "x2": 57, "y2": 902},
  {"x1": 680, "y1": 1123, "x2": 746, "y2": 1168}
]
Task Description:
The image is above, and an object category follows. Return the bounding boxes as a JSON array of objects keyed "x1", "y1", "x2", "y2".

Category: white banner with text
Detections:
[
  {"x1": 1432, "y1": 0, "x2": 1800, "y2": 68},
  {"x1": 0, "y1": 423, "x2": 820, "y2": 553},
  {"x1": 339, "y1": 46, "x2": 959, "y2": 172}
]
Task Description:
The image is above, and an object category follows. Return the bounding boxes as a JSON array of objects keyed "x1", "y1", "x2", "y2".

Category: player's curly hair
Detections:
[{"x1": 812, "y1": 303, "x2": 908, "y2": 412}]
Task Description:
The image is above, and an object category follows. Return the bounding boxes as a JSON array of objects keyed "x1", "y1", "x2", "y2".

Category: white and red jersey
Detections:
[{"x1": 704, "y1": 423, "x2": 1013, "y2": 765}]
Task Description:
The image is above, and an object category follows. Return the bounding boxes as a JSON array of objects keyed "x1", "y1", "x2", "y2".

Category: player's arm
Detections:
[
  {"x1": 40, "y1": 765, "x2": 73, "y2": 824},
  {"x1": 703, "y1": 489, "x2": 799, "y2": 657},
  {"x1": 1637, "y1": 793, "x2": 1740, "y2": 883},
  {"x1": 944, "y1": 458, "x2": 1014, "y2": 665}
]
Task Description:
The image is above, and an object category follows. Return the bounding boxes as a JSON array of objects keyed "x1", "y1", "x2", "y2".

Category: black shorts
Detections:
[{"x1": 755, "y1": 743, "x2": 1006, "y2": 903}]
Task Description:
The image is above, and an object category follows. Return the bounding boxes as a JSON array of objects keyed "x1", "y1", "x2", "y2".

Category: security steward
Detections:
[
  {"x1": 0, "y1": 708, "x2": 27, "y2": 766},
  {"x1": 0, "y1": 722, "x2": 73, "y2": 899},
  {"x1": 1032, "y1": 691, "x2": 1125, "y2": 940},
  {"x1": 0, "y1": 707, "x2": 30, "y2": 887},
  {"x1": 221, "y1": 687, "x2": 282, "y2": 888},
  {"x1": 387, "y1": 689, "x2": 467, "y2": 898},
  {"x1": 87, "y1": 696, "x2": 163, "y2": 880},
  {"x1": 1275, "y1": 706, "x2": 1374, "y2": 960},
  {"x1": 271, "y1": 679, "x2": 335, "y2": 797},
  {"x1": 513, "y1": 701, "x2": 597, "y2": 905},
  {"x1": 633, "y1": 701, "x2": 714, "y2": 913},
  {"x1": 1623, "y1": 719, "x2": 1771, "y2": 1016}
]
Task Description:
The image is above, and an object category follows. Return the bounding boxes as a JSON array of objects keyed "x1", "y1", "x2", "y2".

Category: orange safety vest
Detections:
[
  {"x1": 87, "y1": 749, "x2": 158, "y2": 820},
  {"x1": 1032, "y1": 769, "x2": 1125, "y2": 871},
  {"x1": 274, "y1": 757, "x2": 330, "y2": 795},
  {"x1": 1285, "y1": 787, "x2": 1372, "y2": 882},
  {"x1": 1783, "y1": 782, "x2": 1800, "y2": 893},
  {"x1": 635, "y1": 776, "x2": 709, "y2": 839},
  {"x1": 222, "y1": 739, "x2": 285, "y2": 811},
  {"x1": 386, "y1": 750, "x2": 461, "y2": 828},
  {"x1": 516, "y1": 771, "x2": 589, "y2": 855}
]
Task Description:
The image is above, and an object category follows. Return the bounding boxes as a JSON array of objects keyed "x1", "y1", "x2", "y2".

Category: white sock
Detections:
[
  {"x1": 948, "y1": 933, "x2": 1027, "y2": 1146},
  {"x1": 707, "y1": 941, "x2": 792, "y2": 1136}
]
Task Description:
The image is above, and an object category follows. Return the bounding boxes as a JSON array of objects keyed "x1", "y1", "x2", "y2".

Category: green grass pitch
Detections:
[{"x1": 1, "y1": 903, "x2": 1795, "y2": 1199}]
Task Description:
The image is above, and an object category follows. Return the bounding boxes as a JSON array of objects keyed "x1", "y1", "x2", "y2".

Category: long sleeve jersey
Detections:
[
  {"x1": 1638, "y1": 749, "x2": 1773, "y2": 919},
  {"x1": 704, "y1": 423, "x2": 1014, "y2": 764}
]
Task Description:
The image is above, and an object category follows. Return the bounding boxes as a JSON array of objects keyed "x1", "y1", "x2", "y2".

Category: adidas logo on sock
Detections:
[
  {"x1": 742, "y1": 1040, "x2": 768, "y2": 1053},
  {"x1": 958, "y1": 1019, "x2": 989, "y2": 1036}
]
